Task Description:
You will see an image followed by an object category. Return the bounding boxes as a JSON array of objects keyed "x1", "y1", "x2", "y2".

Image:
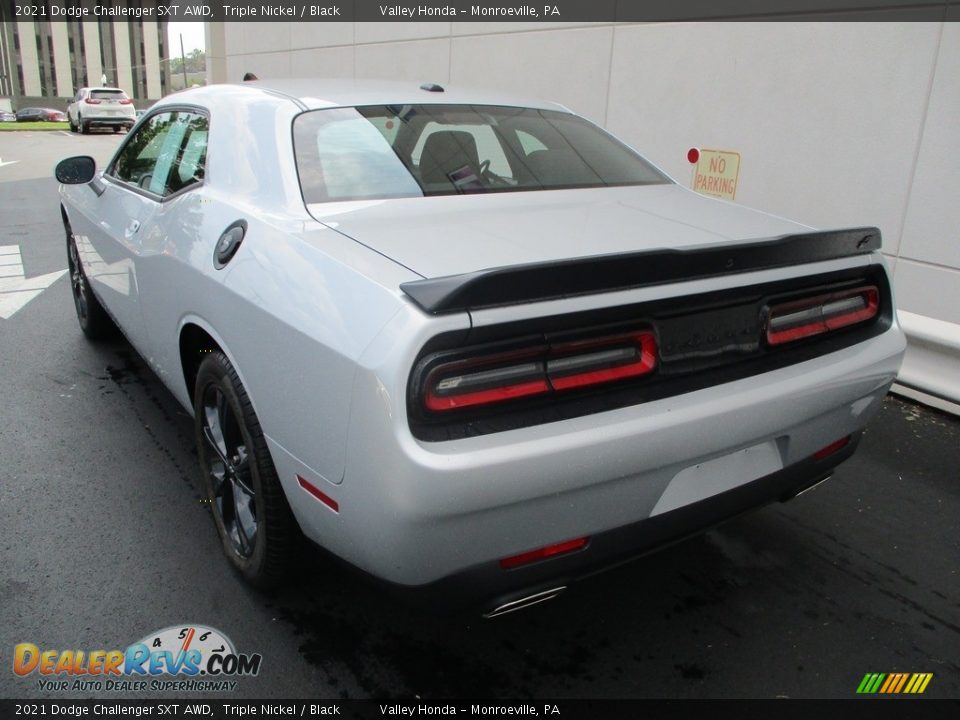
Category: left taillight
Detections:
[
  {"x1": 421, "y1": 330, "x2": 658, "y2": 413},
  {"x1": 765, "y1": 285, "x2": 879, "y2": 346}
]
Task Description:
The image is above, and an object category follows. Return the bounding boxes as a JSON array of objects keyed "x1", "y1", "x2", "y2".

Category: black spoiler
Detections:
[{"x1": 399, "y1": 227, "x2": 881, "y2": 315}]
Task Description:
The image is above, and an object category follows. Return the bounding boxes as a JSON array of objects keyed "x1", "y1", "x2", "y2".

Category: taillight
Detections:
[
  {"x1": 422, "y1": 330, "x2": 658, "y2": 413},
  {"x1": 765, "y1": 285, "x2": 878, "y2": 346},
  {"x1": 424, "y1": 348, "x2": 550, "y2": 411},
  {"x1": 84, "y1": 98, "x2": 101, "y2": 105},
  {"x1": 119, "y1": 99, "x2": 133, "y2": 105},
  {"x1": 548, "y1": 332, "x2": 657, "y2": 390}
]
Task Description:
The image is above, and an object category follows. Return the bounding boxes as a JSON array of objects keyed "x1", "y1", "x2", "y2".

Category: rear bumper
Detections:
[
  {"x1": 82, "y1": 117, "x2": 134, "y2": 127},
  {"x1": 393, "y1": 433, "x2": 859, "y2": 613},
  {"x1": 275, "y1": 318, "x2": 904, "y2": 597}
]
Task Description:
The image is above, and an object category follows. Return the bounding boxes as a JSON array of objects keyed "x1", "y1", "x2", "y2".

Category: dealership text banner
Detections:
[{"x1": 8, "y1": 0, "x2": 960, "y2": 23}]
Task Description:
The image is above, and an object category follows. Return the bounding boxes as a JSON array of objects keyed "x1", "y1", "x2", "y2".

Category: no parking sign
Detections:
[{"x1": 688, "y1": 148, "x2": 741, "y2": 201}]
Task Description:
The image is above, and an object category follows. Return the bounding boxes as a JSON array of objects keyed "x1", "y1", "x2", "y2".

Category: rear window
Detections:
[
  {"x1": 90, "y1": 89, "x2": 128, "y2": 101},
  {"x1": 293, "y1": 104, "x2": 670, "y2": 204}
]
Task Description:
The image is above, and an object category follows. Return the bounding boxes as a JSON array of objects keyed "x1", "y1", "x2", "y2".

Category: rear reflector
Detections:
[
  {"x1": 499, "y1": 537, "x2": 589, "y2": 569},
  {"x1": 813, "y1": 436, "x2": 850, "y2": 461},
  {"x1": 766, "y1": 286, "x2": 879, "y2": 345},
  {"x1": 423, "y1": 330, "x2": 657, "y2": 412},
  {"x1": 297, "y1": 474, "x2": 339, "y2": 513}
]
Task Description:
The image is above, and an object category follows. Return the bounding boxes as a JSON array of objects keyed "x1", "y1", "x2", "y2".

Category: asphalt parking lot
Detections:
[{"x1": 0, "y1": 132, "x2": 958, "y2": 701}]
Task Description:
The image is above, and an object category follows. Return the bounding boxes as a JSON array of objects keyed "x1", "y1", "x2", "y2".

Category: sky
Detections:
[{"x1": 167, "y1": 22, "x2": 207, "y2": 57}]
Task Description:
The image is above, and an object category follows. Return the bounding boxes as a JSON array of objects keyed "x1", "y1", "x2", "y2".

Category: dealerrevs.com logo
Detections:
[{"x1": 13, "y1": 625, "x2": 261, "y2": 693}]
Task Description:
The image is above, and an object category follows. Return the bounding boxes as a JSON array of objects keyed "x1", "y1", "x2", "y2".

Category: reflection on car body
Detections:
[{"x1": 55, "y1": 80, "x2": 905, "y2": 616}]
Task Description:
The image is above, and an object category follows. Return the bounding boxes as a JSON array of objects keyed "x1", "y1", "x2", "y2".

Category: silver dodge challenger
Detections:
[{"x1": 56, "y1": 80, "x2": 905, "y2": 616}]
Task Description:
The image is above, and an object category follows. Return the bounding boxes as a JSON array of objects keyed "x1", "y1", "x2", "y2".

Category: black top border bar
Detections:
[
  {"x1": 400, "y1": 227, "x2": 882, "y2": 315},
  {"x1": 5, "y1": 0, "x2": 959, "y2": 22}
]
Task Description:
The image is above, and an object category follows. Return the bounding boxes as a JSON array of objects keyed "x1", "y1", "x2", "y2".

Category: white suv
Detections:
[{"x1": 67, "y1": 87, "x2": 136, "y2": 134}]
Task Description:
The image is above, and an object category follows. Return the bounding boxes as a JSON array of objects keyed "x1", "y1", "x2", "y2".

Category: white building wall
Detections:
[
  {"x1": 210, "y1": 21, "x2": 960, "y2": 404},
  {"x1": 81, "y1": 22, "x2": 102, "y2": 88},
  {"x1": 49, "y1": 23, "x2": 73, "y2": 97},
  {"x1": 15, "y1": 21, "x2": 42, "y2": 96},
  {"x1": 142, "y1": 20, "x2": 162, "y2": 99},
  {"x1": 112, "y1": 22, "x2": 134, "y2": 96}
]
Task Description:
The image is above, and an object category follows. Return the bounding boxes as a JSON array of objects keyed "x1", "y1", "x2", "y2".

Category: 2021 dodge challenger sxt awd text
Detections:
[{"x1": 56, "y1": 80, "x2": 905, "y2": 616}]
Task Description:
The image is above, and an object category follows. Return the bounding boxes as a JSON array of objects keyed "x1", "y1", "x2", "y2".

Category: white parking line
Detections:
[
  {"x1": 0, "y1": 244, "x2": 67, "y2": 319},
  {"x1": 58, "y1": 131, "x2": 73, "y2": 138}
]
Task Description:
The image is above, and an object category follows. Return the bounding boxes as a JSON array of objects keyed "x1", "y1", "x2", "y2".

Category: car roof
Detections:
[
  {"x1": 86, "y1": 87, "x2": 126, "y2": 92},
  {"x1": 162, "y1": 78, "x2": 571, "y2": 113}
]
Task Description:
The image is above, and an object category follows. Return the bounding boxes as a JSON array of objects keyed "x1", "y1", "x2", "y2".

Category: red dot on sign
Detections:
[
  {"x1": 687, "y1": 148, "x2": 700, "y2": 164},
  {"x1": 385, "y1": 120, "x2": 394, "y2": 130}
]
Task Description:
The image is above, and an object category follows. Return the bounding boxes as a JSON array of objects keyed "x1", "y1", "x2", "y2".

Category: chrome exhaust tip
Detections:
[
  {"x1": 483, "y1": 586, "x2": 566, "y2": 619},
  {"x1": 787, "y1": 473, "x2": 833, "y2": 501}
]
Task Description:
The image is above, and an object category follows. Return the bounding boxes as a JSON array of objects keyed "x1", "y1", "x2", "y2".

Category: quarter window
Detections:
[{"x1": 110, "y1": 110, "x2": 208, "y2": 198}]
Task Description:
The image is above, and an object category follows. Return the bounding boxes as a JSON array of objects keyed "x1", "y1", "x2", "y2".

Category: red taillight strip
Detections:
[
  {"x1": 766, "y1": 286, "x2": 879, "y2": 345},
  {"x1": 549, "y1": 333, "x2": 657, "y2": 390},
  {"x1": 425, "y1": 379, "x2": 550, "y2": 411},
  {"x1": 423, "y1": 330, "x2": 658, "y2": 413},
  {"x1": 297, "y1": 474, "x2": 339, "y2": 513},
  {"x1": 423, "y1": 349, "x2": 550, "y2": 411},
  {"x1": 499, "y1": 537, "x2": 589, "y2": 569}
]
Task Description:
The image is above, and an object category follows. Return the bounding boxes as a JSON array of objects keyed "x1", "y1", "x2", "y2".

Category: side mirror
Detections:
[{"x1": 55, "y1": 156, "x2": 97, "y2": 184}]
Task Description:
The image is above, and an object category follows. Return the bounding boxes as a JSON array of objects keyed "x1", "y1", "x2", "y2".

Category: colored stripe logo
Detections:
[{"x1": 857, "y1": 672, "x2": 933, "y2": 694}]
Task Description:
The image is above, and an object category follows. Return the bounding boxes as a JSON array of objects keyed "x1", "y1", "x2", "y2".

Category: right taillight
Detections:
[
  {"x1": 422, "y1": 330, "x2": 658, "y2": 413},
  {"x1": 765, "y1": 285, "x2": 879, "y2": 346}
]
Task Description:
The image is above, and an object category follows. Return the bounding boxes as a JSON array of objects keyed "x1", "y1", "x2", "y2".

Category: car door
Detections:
[
  {"x1": 74, "y1": 111, "x2": 183, "y2": 352},
  {"x1": 130, "y1": 110, "x2": 211, "y2": 376}
]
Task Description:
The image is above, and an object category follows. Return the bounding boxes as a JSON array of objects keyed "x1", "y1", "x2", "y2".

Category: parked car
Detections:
[
  {"x1": 16, "y1": 107, "x2": 65, "y2": 122},
  {"x1": 67, "y1": 86, "x2": 135, "y2": 133},
  {"x1": 55, "y1": 80, "x2": 905, "y2": 615},
  {"x1": 0, "y1": 110, "x2": 16, "y2": 122}
]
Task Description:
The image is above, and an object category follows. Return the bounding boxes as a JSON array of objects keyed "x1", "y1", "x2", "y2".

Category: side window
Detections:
[{"x1": 110, "y1": 111, "x2": 208, "y2": 197}]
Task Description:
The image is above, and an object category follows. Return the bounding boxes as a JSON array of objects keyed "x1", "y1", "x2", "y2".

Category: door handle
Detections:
[{"x1": 125, "y1": 220, "x2": 141, "y2": 238}]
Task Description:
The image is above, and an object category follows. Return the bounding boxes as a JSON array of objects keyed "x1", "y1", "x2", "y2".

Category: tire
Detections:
[
  {"x1": 65, "y1": 217, "x2": 116, "y2": 340},
  {"x1": 194, "y1": 352, "x2": 298, "y2": 588},
  {"x1": 68, "y1": 117, "x2": 76, "y2": 132},
  {"x1": 80, "y1": 120, "x2": 89, "y2": 134}
]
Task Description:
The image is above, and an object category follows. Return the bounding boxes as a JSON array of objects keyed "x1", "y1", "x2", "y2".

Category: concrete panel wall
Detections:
[
  {"x1": 16, "y1": 22, "x2": 42, "y2": 96},
  {"x1": 50, "y1": 23, "x2": 73, "y2": 98},
  {"x1": 142, "y1": 20, "x2": 162, "y2": 98},
  {"x1": 81, "y1": 22, "x2": 102, "y2": 88},
  {"x1": 210, "y1": 20, "x2": 960, "y2": 402},
  {"x1": 113, "y1": 22, "x2": 134, "y2": 96}
]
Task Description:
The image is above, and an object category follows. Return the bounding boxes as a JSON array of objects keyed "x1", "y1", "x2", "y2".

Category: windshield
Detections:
[{"x1": 293, "y1": 104, "x2": 670, "y2": 204}]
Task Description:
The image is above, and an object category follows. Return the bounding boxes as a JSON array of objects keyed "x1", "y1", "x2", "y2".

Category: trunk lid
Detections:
[{"x1": 307, "y1": 184, "x2": 811, "y2": 279}]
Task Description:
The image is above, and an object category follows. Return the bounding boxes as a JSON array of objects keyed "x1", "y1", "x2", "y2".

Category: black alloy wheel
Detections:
[
  {"x1": 195, "y1": 352, "x2": 297, "y2": 587},
  {"x1": 201, "y1": 382, "x2": 259, "y2": 559},
  {"x1": 65, "y1": 221, "x2": 115, "y2": 339}
]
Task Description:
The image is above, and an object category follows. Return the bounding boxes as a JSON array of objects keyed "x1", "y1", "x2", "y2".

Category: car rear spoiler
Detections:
[{"x1": 399, "y1": 227, "x2": 881, "y2": 315}]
